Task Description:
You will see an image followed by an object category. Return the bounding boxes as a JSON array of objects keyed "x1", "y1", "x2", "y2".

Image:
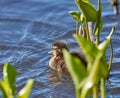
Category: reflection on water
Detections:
[
  {"x1": 48, "y1": 69, "x2": 71, "y2": 83},
  {"x1": 0, "y1": 0, "x2": 120, "y2": 98}
]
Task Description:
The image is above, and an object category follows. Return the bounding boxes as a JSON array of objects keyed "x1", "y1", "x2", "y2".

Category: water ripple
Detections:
[{"x1": 0, "y1": 0, "x2": 120, "y2": 98}]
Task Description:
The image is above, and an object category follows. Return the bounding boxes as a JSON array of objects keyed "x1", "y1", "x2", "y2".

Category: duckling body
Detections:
[
  {"x1": 48, "y1": 40, "x2": 87, "y2": 72},
  {"x1": 49, "y1": 56, "x2": 67, "y2": 72},
  {"x1": 48, "y1": 41, "x2": 69, "y2": 72}
]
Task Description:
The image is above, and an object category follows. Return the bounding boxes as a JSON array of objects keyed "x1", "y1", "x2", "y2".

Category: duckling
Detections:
[
  {"x1": 48, "y1": 40, "x2": 69, "y2": 72},
  {"x1": 48, "y1": 40, "x2": 87, "y2": 72}
]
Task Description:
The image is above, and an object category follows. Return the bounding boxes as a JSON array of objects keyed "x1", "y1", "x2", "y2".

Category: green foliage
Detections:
[
  {"x1": 70, "y1": 0, "x2": 103, "y2": 41},
  {"x1": 0, "y1": 62, "x2": 34, "y2": 98},
  {"x1": 63, "y1": 49, "x2": 87, "y2": 98},
  {"x1": 94, "y1": 0, "x2": 102, "y2": 45},
  {"x1": 0, "y1": 81, "x2": 13, "y2": 98},
  {"x1": 94, "y1": 0, "x2": 102, "y2": 35},
  {"x1": 69, "y1": 11, "x2": 83, "y2": 23},
  {"x1": 74, "y1": 0, "x2": 97, "y2": 22},
  {"x1": 74, "y1": 34, "x2": 99, "y2": 64},
  {"x1": 64, "y1": 28, "x2": 114, "y2": 98},
  {"x1": 17, "y1": 79, "x2": 34, "y2": 98},
  {"x1": 64, "y1": 0, "x2": 115, "y2": 98},
  {"x1": 3, "y1": 63, "x2": 18, "y2": 94}
]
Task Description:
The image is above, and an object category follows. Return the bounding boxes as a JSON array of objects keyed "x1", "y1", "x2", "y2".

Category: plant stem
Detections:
[
  {"x1": 88, "y1": 22, "x2": 95, "y2": 42},
  {"x1": 100, "y1": 78, "x2": 106, "y2": 98},
  {"x1": 93, "y1": 85, "x2": 98, "y2": 98},
  {"x1": 86, "y1": 22, "x2": 90, "y2": 40},
  {"x1": 82, "y1": 24, "x2": 86, "y2": 38},
  {"x1": 108, "y1": 39, "x2": 113, "y2": 72},
  {"x1": 96, "y1": 30, "x2": 100, "y2": 46},
  {"x1": 76, "y1": 22, "x2": 79, "y2": 35},
  {"x1": 75, "y1": 86, "x2": 80, "y2": 98}
]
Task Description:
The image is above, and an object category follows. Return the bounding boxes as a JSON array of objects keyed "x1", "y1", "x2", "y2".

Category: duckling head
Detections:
[{"x1": 49, "y1": 40, "x2": 69, "y2": 58}]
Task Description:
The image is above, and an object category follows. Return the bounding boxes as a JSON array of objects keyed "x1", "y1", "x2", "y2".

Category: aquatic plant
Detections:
[
  {"x1": 0, "y1": 62, "x2": 34, "y2": 98},
  {"x1": 69, "y1": 0, "x2": 102, "y2": 44},
  {"x1": 63, "y1": 0, "x2": 115, "y2": 98}
]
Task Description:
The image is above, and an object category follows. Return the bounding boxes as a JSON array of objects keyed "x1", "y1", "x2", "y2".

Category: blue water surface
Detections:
[{"x1": 0, "y1": 0, "x2": 120, "y2": 98}]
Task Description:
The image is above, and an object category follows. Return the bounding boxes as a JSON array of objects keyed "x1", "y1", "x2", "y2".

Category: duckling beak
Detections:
[{"x1": 48, "y1": 50, "x2": 53, "y2": 54}]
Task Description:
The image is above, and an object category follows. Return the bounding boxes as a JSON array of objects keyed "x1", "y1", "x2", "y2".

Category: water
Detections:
[{"x1": 0, "y1": 0, "x2": 120, "y2": 98}]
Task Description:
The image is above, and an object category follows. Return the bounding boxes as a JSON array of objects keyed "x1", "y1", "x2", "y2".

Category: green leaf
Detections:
[
  {"x1": 98, "y1": 27, "x2": 115, "y2": 53},
  {"x1": 74, "y1": 34, "x2": 99, "y2": 64},
  {"x1": 69, "y1": 11, "x2": 84, "y2": 23},
  {"x1": 75, "y1": 0, "x2": 97, "y2": 22},
  {"x1": 0, "y1": 81, "x2": 13, "y2": 98},
  {"x1": 74, "y1": 34, "x2": 108, "y2": 78},
  {"x1": 17, "y1": 79, "x2": 34, "y2": 98},
  {"x1": 90, "y1": 52, "x2": 108, "y2": 83},
  {"x1": 80, "y1": 37, "x2": 110, "y2": 97},
  {"x1": 63, "y1": 50, "x2": 87, "y2": 98},
  {"x1": 63, "y1": 50, "x2": 87, "y2": 84},
  {"x1": 107, "y1": 27, "x2": 115, "y2": 71},
  {"x1": 94, "y1": 0, "x2": 102, "y2": 35},
  {"x1": 3, "y1": 62, "x2": 18, "y2": 94},
  {"x1": 98, "y1": 27, "x2": 115, "y2": 73},
  {"x1": 106, "y1": 26, "x2": 115, "y2": 40},
  {"x1": 80, "y1": 51, "x2": 106, "y2": 98}
]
